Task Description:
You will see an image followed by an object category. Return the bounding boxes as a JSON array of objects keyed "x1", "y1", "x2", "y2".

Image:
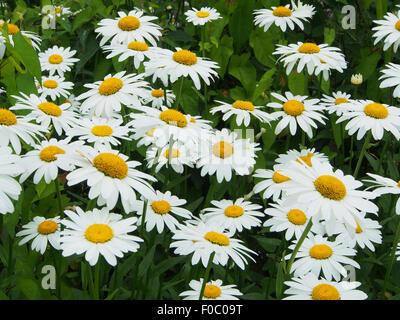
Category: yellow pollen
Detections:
[
  {"x1": 314, "y1": 175, "x2": 346, "y2": 200},
  {"x1": 38, "y1": 102, "x2": 62, "y2": 117},
  {"x1": 172, "y1": 49, "x2": 198, "y2": 66},
  {"x1": 190, "y1": 117, "x2": 196, "y2": 123},
  {"x1": 272, "y1": 6, "x2": 292, "y2": 17},
  {"x1": 93, "y1": 153, "x2": 128, "y2": 179},
  {"x1": 91, "y1": 125, "x2": 113, "y2": 137},
  {"x1": 232, "y1": 100, "x2": 255, "y2": 111},
  {"x1": 151, "y1": 200, "x2": 171, "y2": 215},
  {"x1": 196, "y1": 11, "x2": 210, "y2": 18},
  {"x1": 204, "y1": 285, "x2": 222, "y2": 299},
  {"x1": 298, "y1": 42, "x2": 320, "y2": 54},
  {"x1": 118, "y1": 16, "x2": 141, "y2": 31},
  {"x1": 39, "y1": 146, "x2": 66, "y2": 162},
  {"x1": 272, "y1": 171, "x2": 291, "y2": 184},
  {"x1": 312, "y1": 284, "x2": 340, "y2": 300},
  {"x1": 151, "y1": 89, "x2": 165, "y2": 97},
  {"x1": 0, "y1": 23, "x2": 19, "y2": 34},
  {"x1": 55, "y1": 7, "x2": 61, "y2": 14},
  {"x1": 320, "y1": 59, "x2": 326, "y2": 64},
  {"x1": 146, "y1": 128, "x2": 156, "y2": 136},
  {"x1": 296, "y1": 152, "x2": 314, "y2": 167},
  {"x1": 363, "y1": 102, "x2": 389, "y2": 119},
  {"x1": 398, "y1": 180, "x2": 400, "y2": 188},
  {"x1": 159, "y1": 109, "x2": 188, "y2": 127},
  {"x1": 85, "y1": 224, "x2": 114, "y2": 243},
  {"x1": 164, "y1": 148, "x2": 180, "y2": 159},
  {"x1": 43, "y1": 80, "x2": 58, "y2": 89},
  {"x1": 98, "y1": 77, "x2": 123, "y2": 96},
  {"x1": 283, "y1": 100, "x2": 305, "y2": 116},
  {"x1": 48, "y1": 54, "x2": 63, "y2": 64},
  {"x1": 309, "y1": 244, "x2": 333, "y2": 259},
  {"x1": 287, "y1": 209, "x2": 307, "y2": 225},
  {"x1": 37, "y1": 220, "x2": 58, "y2": 235},
  {"x1": 212, "y1": 141, "x2": 234, "y2": 159},
  {"x1": 204, "y1": 231, "x2": 230, "y2": 246},
  {"x1": 335, "y1": 98, "x2": 348, "y2": 105},
  {"x1": 0, "y1": 109, "x2": 17, "y2": 126},
  {"x1": 224, "y1": 205, "x2": 244, "y2": 218},
  {"x1": 396, "y1": 20, "x2": 400, "y2": 31},
  {"x1": 355, "y1": 220, "x2": 362, "y2": 233},
  {"x1": 127, "y1": 41, "x2": 149, "y2": 51}
]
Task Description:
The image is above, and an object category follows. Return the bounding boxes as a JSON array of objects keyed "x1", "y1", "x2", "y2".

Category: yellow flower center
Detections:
[
  {"x1": 91, "y1": 125, "x2": 113, "y2": 137},
  {"x1": 398, "y1": 180, "x2": 400, "y2": 188},
  {"x1": 204, "y1": 285, "x2": 222, "y2": 299},
  {"x1": 335, "y1": 98, "x2": 348, "y2": 105},
  {"x1": 190, "y1": 117, "x2": 196, "y2": 123},
  {"x1": 196, "y1": 11, "x2": 210, "y2": 18},
  {"x1": 204, "y1": 231, "x2": 230, "y2": 246},
  {"x1": 93, "y1": 153, "x2": 128, "y2": 179},
  {"x1": 37, "y1": 220, "x2": 58, "y2": 235},
  {"x1": 98, "y1": 77, "x2": 123, "y2": 96},
  {"x1": 232, "y1": 100, "x2": 255, "y2": 111},
  {"x1": 272, "y1": 6, "x2": 292, "y2": 17},
  {"x1": 296, "y1": 152, "x2": 314, "y2": 167},
  {"x1": 0, "y1": 109, "x2": 17, "y2": 126},
  {"x1": 164, "y1": 148, "x2": 180, "y2": 159},
  {"x1": 151, "y1": 89, "x2": 165, "y2": 98},
  {"x1": 172, "y1": 49, "x2": 198, "y2": 66},
  {"x1": 85, "y1": 224, "x2": 114, "y2": 243},
  {"x1": 355, "y1": 219, "x2": 362, "y2": 233},
  {"x1": 309, "y1": 244, "x2": 333, "y2": 259},
  {"x1": 363, "y1": 102, "x2": 389, "y2": 119},
  {"x1": 224, "y1": 205, "x2": 244, "y2": 218},
  {"x1": 146, "y1": 128, "x2": 156, "y2": 136},
  {"x1": 43, "y1": 80, "x2": 58, "y2": 89},
  {"x1": 395, "y1": 20, "x2": 400, "y2": 31},
  {"x1": 314, "y1": 175, "x2": 347, "y2": 200},
  {"x1": 48, "y1": 54, "x2": 63, "y2": 64},
  {"x1": 55, "y1": 7, "x2": 62, "y2": 14},
  {"x1": 0, "y1": 23, "x2": 20, "y2": 34},
  {"x1": 38, "y1": 102, "x2": 62, "y2": 117},
  {"x1": 118, "y1": 16, "x2": 141, "y2": 31},
  {"x1": 151, "y1": 200, "x2": 171, "y2": 215},
  {"x1": 283, "y1": 100, "x2": 305, "y2": 116},
  {"x1": 298, "y1": 43, "x2": 321, "y2": 54},
  {"x1": 39, "y1": 146, "x2": 66, "y2": 162},
  {"x1": 287, "y1": 209, "x2": 307, "y2": 225},
  {"x1": 127, "y1": 41, "x2": 149, "y2": 51},
  {"x1": 272, "y1": 171, "x2": 291, "y2": 184},
  {"x1": 159, "y1": 109, "x2": 188, "y2": 127},
  {"x1": 312, "y1": 284, "x2": 340, "y2": 300},
  {"x1": 212, "y1": 141, "x2": 234, "y2": 159}
]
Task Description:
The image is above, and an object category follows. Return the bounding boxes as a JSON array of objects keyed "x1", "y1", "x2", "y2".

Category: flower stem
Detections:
[
  {"x1": 55, "y1": 177, "x2": 63, "y2": 218},
  {"x1": 94, "y1": 261, "x2": 101, "y2": 300},
  {"x1": 198, "y1": 251, "x2": 216, "y2": 300},
  {"x1": 141, "y1": 199, "x2": 148, "y2": 235},
  {"x1": 177, "y1": 77, "x2": 184, "y2": 110},
  {"x1": 353, "y1": 131, "x2": 371, "y2": 179}
]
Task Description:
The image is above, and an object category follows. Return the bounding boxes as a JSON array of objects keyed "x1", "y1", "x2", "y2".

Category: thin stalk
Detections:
[
  {"x1": 199, "y1": 251, "x2": 216, "y2": 300},
  {"x1": 94, "y1": 261, "x2": 101, "y2": 300},
  {"x1": 55, "y1": 177, "x2": 63, "y2": 217},
  {"x1": 353, "y1": 131, "x2": 371, "y2": 179},
  {"x1": 176, "y1": 77, "x2": 184, "y2": 110},
  {"x1": 201, "y1": 25, "x2": 208, "y2": 112},
  {"x1": 141, "y1": 199, "x2": 148, "y2": 235}
]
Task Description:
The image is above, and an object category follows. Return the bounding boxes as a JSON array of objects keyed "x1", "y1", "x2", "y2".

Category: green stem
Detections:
[
  {"x1": 199, "y1": 251, "x2": 216, "y2": 300},
  {"x1": 177, "y1": 77, "x2": 184, "y2": 110},
  {"x1": 353, "y1": 131, "x2": 371, "y2": 179},
  {"x1": 94, "y1": 261, "x2": 101, "y2": 300},
  {"x1": 141, "y1": 199, "x2": 148, "y2": 235},
  {"x1": 55, "y1": 177, "x2": 63, "y2": 218}
]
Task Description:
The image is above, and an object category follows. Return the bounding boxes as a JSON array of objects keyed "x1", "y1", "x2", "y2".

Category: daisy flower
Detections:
[
  {"x1": 274, "y1": 147, "x2": 329, "y2": 169},
  {"x1": 66, "y1": 117, "x2": 131, "y2": 150},
  {"x1": 60, "y1": 206, "x2": 143, "y2": 266},
  {"x1": 10, "y1": 93, "x2": 78, "y2": 135},
  {"x1": 184, "y1": 7, "x2": 222, "y2": 26},
  {"x1": 253, "y1": 167, "x2": 291, "y2": 201},
  {"x1": 0, "y1": 108, "x2": 47, "y2": 154},
  {"x1": 144, "y1": 47, "x2": 219, "y2": 90},
  {"x1": 336, "y1": 100, "x2": 400, "y2": 140},
  {"x1": 52, "y1": 6, "x2": 73, "y2": 17},
  {"x1": 196, "y1": 128, "x2": 260, "y2": 183},
  {"x1": 95, "y1": 9, "x2": 162, "y2": 46},
  {"x1": 76, "y1": 71, "x2": 149, "y2": 118},
  {"x1": 202, "y1": 198, "x2": 264, "y2": 234},
  {"x1": 253, "y1": 1, "x2": 315, "y2": 32},
  {"x1": 141, "y1": 88, "x2": 175, "y2": 109},
  {"x1": 210, "y1": 100, "x2": 276, "y2": 127},
  {"x1": 18, "y1": 138, "x2": 86, "y2": 184},
  {"x1": 286, "y1": 234, "x2": 360, "y2": 281},
  {"x1": 379, "y1": 63, "x2": 400, "y2": 98},
  {"x1": 283, "y1": 272, "x2": 368, "y2": 300},
  {"x1": 268, "y1": 91, "x2": 327, "y2": 138},
  {"x1": 170, "y1": 219, "x2": 257, "y2": 270},
  {"x1": 0, "y1": 21, "x2": 41, "y2": 51},
  {"x1": 273, "y1": 42, "x2": 347, "y2": 76},
  {"x1": 39, "y1": 46, "x2": 79, "y2": 76},
  {"x1": 372, "y1": 11, "x2": 400, "y2": 53},
  {"x1": 66, "y1": 145, "x2": 156, "y2": 213},
  {"x1": 132, "y1": 190, "x2": 193, "y2": 233},
  {"x1": 320, "y1": 91, "x2": 353, "y2": 116},
  {"x1": 0, "y1": 146, "x2": 23, "y2": 214},
  {"x1": 37, "y1": 75, "x2": 74, "y2": 100},
  {"x1": 180, "y1": 279, "x2": 242, "y2": 300},
  {"x1": 16, "y1": 216, "x2": 61, "y2": 254}
]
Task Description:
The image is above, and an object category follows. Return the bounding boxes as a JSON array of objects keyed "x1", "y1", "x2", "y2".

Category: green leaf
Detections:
[
  {"x1": 13, "y1": 32, "x2": 41, "y2": 83},
  {"x1": 209, "y1": 35, "x2": 233, "y2": 77},
  {"x1": 288, "y1": 72, "x2": 307, "y2": 95},
  {"x1": 323, "y1": 27, "x2": 336, "y2": 46},
  {"x1": 252, "y1": 68, "x2": 276, "y2": 101},
  {"x1": 138, "y1": 245, "x2": 156, "y2": 278},
  {"x1": 253, "y1": 236, "x2": 281, "y2": 252},
  {"x1": 249, "y1": 28, "x2": 278, "y2": 68},
  {"x1": 72, "y1": 7, "x2": 94, "y2": 32},
  {"x1": 228, "y1": 53, "x2": 257, "y2": 96},
  {"x1": 229, "y1": 0, "x2": 255, "y2": 52},
  {"x1": 355, "y1": 50, "x2": 381, "y2": 81},
  {"x1": 17, "y1": 277, "x2": 41, "y2": 299}
]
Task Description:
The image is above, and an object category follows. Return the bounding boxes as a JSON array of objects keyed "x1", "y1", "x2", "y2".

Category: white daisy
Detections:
[
  {"x1": 320, "y1": 91, "x2": 353, "y2": 116},
  {"x1": 37, "y1": 74, "x2": 74, "y2": 100},
  {"x1": 379, "y1": 63, "x2": 400, "y2": 98},
  {"x1": 268, "y1": 92, "x2": 327, "y2": 138},
  {"x1": 180, "y1": 279, "x2": 242, "y2": 300},
  {"x1": 274, "y1": 147, "x2": 329, "y2": 170},
  {"x1": 60, "y1": 206, "x2": 143, "y2": 266},
  {"x1": 141, "y1": 88, "x2": 175, "y2": 109},
  {"x1": 39, "y1": 46, "x2": 79, "y2": 76},
  {"x1": 16, "y1": 216, "x2": 61, "y2": 254},
  {"x1": 253, "y1": 167, "x2": 291, "y2": 201},
  {"x1": 184, "y1": 7, "x2": 222, "y2": 26},
  {"x1": 372, "y1": 11, "x2": 400, "y2": 53},
  {"x1": 0, "y1": 21, "x2": 41, "y2": 51}
]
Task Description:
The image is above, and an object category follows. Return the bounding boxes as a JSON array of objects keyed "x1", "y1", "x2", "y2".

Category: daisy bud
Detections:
[{"x1": 351, "y1": 73, "x2": 363, "y2": 85}]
